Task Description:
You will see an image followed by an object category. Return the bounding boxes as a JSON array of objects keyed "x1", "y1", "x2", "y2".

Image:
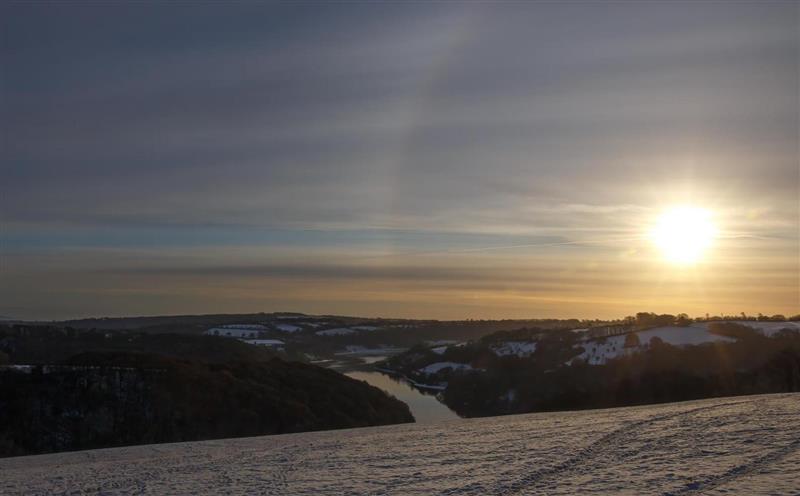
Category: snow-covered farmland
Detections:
[
  {"x1": 418, "y1": 362, "x2": 473, "y2": 375},
  {"x1": 315, "y1": 328, "x2": 357, "y2": 336},
  {"x1": 576, "y1": 337, "x2": 629, "y2": 365},
  {"x1": 242, "y1": 339, "x2": 285, "y2": 348},
  {"x1": 2, "y1": 393, "x2": 797, "y2": 495},
  {"x1": 273, "y1": 323, "x2": 302, "y2": 333},
  {"x1": 336, "y1": 345, "x2": 407, "y2": 356},
  {"x1": 575, "y1": 325, "x2": 736, "y2": 365},
  {"x1": 638, "y1": 325, "x2": 736, "y2": 346},
  {"x1": 699, "y1": 321, "x2": 800, "y2": 337},
  {"x1": 428, "y1": 341, "x2": 465, "y2": 355},
  {"x1": 352, "y1": 325, "x2": 379, "y2": 331}
]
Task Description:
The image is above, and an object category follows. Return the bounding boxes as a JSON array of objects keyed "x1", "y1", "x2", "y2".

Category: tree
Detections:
[{"x1": 624, "y1": 333, "x2": 641, "y2": 348}]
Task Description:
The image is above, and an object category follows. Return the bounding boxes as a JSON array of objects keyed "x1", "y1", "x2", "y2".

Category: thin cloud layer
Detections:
[{"x1": 1, "y1": 2, "x2": 797, "y2": 319}]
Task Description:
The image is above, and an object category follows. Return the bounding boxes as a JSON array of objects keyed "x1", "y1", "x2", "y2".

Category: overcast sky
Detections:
[{"x1": 2, "y1": 1, "x2": 797, "y2": 320}]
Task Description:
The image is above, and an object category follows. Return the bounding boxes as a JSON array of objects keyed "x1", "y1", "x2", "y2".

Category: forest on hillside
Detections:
[
  {"x1": 0, "y1": 325, "x2": 415, "y2": 457},
  {"x1": 439, "y1": 327, "x2": 800, "y2": 417}
]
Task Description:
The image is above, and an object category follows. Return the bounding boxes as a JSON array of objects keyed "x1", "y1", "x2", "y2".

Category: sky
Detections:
[{"x1": 1, "y1": 1, "x2": 798, "y2": 321}]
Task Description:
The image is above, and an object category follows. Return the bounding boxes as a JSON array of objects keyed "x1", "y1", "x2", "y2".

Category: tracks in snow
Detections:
[
  {"x1": 446, "y1": 399, "x2": 754, "y2": 495},
  {"x1": 5, "y1": 394, "x2": 799, "y2": 496},
  {"x1": 666, "y1": 436, "x2": 800, "y2": 495}
]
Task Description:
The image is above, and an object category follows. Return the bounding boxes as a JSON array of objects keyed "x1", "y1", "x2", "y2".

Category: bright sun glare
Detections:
[{"x1": 650, "y1": 206, "x2": 717, "y2": 265}]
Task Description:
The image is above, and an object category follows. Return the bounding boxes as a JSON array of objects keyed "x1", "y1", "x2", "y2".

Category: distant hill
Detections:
[
  {"x1": 0, "y1": 325, "x2": 414, "y2": 457},
  {"x1": 0, "y1": 325, "x2": 280, "y2": 364},
  {"x1": 49, "y1": 312, "x2": 295, "y2": 331},
  {"x1": 382, "y1": 322, "x2": 800, "y2": 417}
]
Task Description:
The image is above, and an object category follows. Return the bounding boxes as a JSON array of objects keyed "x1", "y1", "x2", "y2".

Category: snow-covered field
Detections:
[
  {"x1": 273, "y1": 323, "x2": 302, "y2": 333},
  {"x1": 574, "y1": 321, "x2": 800, "y2": 366},
  {"x1": 315, "y1": 325, "x2": 381, "y2": 336},
  {"x1": 701, "y1": 321, "x2": 800, "y2": 337},
  {"x1": 315, "y1": 327, "x2": 357, "y2": 336},
  {"x1": 575, "y1": 325, "x2": 740, "y2": 365},
  {"x1": 2, "y1": 393, "x2": 798, "y2": 495},
  {"x1": 241, "y1": 339, "x2": 285, "y2": 348},
  {"x1": 336, "y1": 345, "x2": 407, "y2": 356},
  {"x1": 418, "y1": 361, "x2": 474, "y2": 375}
]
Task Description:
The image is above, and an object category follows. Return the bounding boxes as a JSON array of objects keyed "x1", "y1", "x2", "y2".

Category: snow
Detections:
[
  {"x1": 418, "y1": 362, "x2": 473, "y2": 375},
  {"x1": 744, "y1": 321, "x2": 800, "y2": 336},
  {"x1": 2, "y1": 393, "x2": 798, "y2": 495},
  {"x1": 0, "y1": 365, "x2": 34, "y2": 374},
  {"x1": 574, "y1": 326, "x2": 735, "y2": 365},
  {"x1": 430, "y1": 346, "x2": 448, "y2": 355},
  {"x1": 336, "y1": 346, "x2": 406, "y2": 356},
  {"x1": 697, "y1": 321, "x2": 800, "y2": 337},
  {"x1": 314, "y1": 326, "x2": 379, "y2": 335},
  {"x1": 574, "y1": 335, "x2": 628, "y2": 365},
  {"x1": 315, "y1": 328, "x2": 356, "y2": 336},
  {"x1": 274, "y1": 324, "x2": 302, "y2": 333},
  {"x1": 242, "y1": 339, "x2": 284, "y2": 347},
  {"x1": 491, "y1": 341, "x2": 537, "y2": 357},
  {"x1": 636, "y1": 326, "x2": 735, "y2": 346},
  {"x1": 205, "y1": 327, "x2": 261, "y2": 338}
]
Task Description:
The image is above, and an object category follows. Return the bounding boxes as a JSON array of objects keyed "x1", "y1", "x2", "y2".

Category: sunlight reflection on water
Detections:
[{"x1": 345, "y1": 369, "x2": 460, "y2": 423}]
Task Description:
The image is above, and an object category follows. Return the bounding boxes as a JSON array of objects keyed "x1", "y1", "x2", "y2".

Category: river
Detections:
[
  {"x1": 345, "y1": 370, "x2": 460, "y2": 423},
  {"x1": 331, "y1": 354, "x2": 460, "y2": 423}
]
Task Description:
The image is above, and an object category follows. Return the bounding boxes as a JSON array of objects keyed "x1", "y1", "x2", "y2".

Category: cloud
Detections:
[{"x1": 1, "y1": 1, "x2": 797, "y2": 319}]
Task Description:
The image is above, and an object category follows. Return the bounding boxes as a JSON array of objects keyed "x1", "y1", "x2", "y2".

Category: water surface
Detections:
[{"x1": 345, "y1": 370, "x2": 460, "y2": 423}]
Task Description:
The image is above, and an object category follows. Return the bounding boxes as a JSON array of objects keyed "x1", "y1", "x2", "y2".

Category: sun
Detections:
[{"x1": 650, "y1": 206, "x2": 717, "y2": 265}]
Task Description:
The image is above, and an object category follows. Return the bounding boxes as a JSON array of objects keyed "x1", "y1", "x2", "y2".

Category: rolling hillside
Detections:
[{"x1": 1, "y1": 393, "x2": 798, "y2": 495}]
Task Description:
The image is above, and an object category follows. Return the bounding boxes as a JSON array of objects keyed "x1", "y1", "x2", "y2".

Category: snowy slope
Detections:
[
  {"x1": 697, "y1": 321, "x2": 800, "y2": 337},
  {"x1": 639, "y1": 325, "x2": 735, "y2": 345},
  {"x1": 315, "y1": 328, "x2": 357, "y2": 336},
  {"x1": 274, "y1": 323, "x2": 302, "y2": 333},
  {"x1": 1, "y1": 393, "x2": 798, "y2": 495},
  {"x1": 575, "y1": 326, "x2": 735, "y2": 365},
  {"x1": 418, "y1": 361, "x2": 473, "y2": 375}
]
